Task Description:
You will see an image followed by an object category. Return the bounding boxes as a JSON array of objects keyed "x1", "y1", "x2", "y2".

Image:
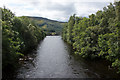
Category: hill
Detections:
[{"x1": 28, "y1": 16, "x2": 66, "y2": 35}]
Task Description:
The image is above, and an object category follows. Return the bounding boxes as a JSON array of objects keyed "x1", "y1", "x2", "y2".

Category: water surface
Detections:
[{"x1": 17, "y1": 36, "x2": 120, "y2": 78}]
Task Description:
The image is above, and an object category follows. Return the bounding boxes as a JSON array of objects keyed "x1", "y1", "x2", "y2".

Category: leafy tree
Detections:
[
  {"x1": 2, "y1": 7, "x2": 46, "y2": 77},
  {"x1": 62, "y1": 2, "x2": 120, "y2": 73}
]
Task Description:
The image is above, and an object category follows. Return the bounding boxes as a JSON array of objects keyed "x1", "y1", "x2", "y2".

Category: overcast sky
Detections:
[{"x1": 0, "y1": 0, "x2": 114, "y2": 22}]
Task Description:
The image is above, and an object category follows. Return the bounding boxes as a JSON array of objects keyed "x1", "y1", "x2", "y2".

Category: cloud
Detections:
[
  {"x1": 41, "y1": 3, "x2": 76, "y2": 18},
  {"x1": 0, "y1": 0, "x2": 114, "y2": 21},
  {"x1": 75, "y1": 2, "x2": 110, "y2": 17}
]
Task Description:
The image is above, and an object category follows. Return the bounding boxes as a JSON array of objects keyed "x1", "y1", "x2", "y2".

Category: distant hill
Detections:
[
  {"x1": 28, "y1": 16, "x2": 65, "y2": 23},
  {"x1": 28, "y1": 16, "x2": 66, "y2": 35}
]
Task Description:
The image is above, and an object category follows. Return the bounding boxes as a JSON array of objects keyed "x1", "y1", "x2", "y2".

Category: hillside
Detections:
[{"x1": 28, "y1": 16, "x2": 66, "y2": 35}]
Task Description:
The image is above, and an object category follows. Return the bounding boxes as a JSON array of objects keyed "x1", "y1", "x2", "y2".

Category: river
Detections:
[{"x1": 16, "y1": 36, "x2": 120, "y2": 78}]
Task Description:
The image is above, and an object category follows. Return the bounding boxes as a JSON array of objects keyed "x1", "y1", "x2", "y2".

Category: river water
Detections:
[{"x1": 16, "y1": 36, "x2": 120, "y2": 78}]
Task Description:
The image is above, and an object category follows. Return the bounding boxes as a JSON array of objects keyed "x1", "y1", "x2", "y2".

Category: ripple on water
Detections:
[{"x1": 16, "y1": 36, "x2": 120, "y2": 78}]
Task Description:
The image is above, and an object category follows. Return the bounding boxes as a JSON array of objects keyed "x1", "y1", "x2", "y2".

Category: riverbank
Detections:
[{"x1": 15, "y1": 36, "x2": 120, "y2": 78}]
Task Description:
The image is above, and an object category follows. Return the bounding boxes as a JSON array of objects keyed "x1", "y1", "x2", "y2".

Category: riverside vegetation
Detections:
[
  {"x1": 1, "y1": 1, "x2": 120, "y2": 78},
  {"x1": 62, "y1": 2, "x2": 120, "y2": 73},
  {"x1": 1, "y1": 7, "x2": 46, "y2": 77}
]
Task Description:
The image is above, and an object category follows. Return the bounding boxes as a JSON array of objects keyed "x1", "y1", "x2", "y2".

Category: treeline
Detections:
[
  {"x1": 62, "y1": 2, "x2": 120, "y2": 73},
  {"x1": 1, "y1": 7, "x2": 46, "y2": 74}
]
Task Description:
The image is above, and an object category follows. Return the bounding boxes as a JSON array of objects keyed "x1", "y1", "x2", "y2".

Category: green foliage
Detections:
[
  {"x1": 112, "y1": 59, "x2": 120, "y2": 73},
  {"x1": 62, "y1": 2, "x2": 120, "y2": 73},
  {"x1": 2, "y1": 7, "x2": 46, "y2": 71}
]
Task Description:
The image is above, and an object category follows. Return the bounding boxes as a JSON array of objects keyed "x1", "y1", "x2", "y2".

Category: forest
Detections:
[
  {"x1": 1, "y1": 7, "x2": 46, "y2": 77},
  {"x1": 62, "y1": 2, "x2": 120, "y2": 73}
]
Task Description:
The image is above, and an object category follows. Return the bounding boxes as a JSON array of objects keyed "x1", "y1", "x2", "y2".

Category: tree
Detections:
[{"x1": 62, "y1": 2, "x2": 120, "y2": 73}]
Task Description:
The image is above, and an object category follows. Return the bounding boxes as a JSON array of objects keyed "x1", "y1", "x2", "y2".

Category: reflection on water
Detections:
[{"x1": 16, "y1": 36, "x2": 120, "y2": 78}]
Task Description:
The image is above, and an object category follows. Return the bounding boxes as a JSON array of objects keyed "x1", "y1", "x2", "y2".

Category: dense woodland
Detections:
[
  {"x1": 1, "y1": 7, "x2": 46, "y2": 76},
  {"x1": 62, "y1": 2, "x2": 120, "y2": 73}
]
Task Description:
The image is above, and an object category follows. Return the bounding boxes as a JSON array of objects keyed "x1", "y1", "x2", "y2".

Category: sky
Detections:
[{"x1": 0, "y1": 0, "x2": 114, "y2": 22}]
